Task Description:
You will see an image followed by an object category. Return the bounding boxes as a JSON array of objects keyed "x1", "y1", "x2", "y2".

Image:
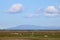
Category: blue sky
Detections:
[{"x1": 0, "y1": 0, "x2": 60, "y2": 29}]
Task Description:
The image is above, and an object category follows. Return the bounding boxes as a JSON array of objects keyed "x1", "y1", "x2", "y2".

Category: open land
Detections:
[{"x1": 0, "y1": 30, "x2": 60, "y2": 40}]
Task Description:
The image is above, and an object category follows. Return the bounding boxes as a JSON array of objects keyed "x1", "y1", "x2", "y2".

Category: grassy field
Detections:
[{"x1": 0, "y1": 30, "x2": 60, "y2": 40}]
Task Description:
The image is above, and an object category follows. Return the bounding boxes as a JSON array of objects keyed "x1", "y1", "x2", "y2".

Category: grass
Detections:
[
  {"x1": 0, "y1": 30, "x2": 60, "y2": 40},
  {"x1": 0, "y1": 30, "x2": 60, "y2": 38}
]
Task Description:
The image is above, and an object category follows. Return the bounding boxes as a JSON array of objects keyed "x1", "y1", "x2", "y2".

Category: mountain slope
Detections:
[{"x1": 7, "y1": 25, "x2": 60, "y2": 30}]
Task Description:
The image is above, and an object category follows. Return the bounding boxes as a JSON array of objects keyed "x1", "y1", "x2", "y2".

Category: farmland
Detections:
[{"x1": 0, "y1": 30, "x2": 60, "y2": 40}]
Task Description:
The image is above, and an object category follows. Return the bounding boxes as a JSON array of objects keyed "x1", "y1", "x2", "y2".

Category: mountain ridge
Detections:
[{"x1": 6, "y1": 25, "x2": 60, "y2": 30}]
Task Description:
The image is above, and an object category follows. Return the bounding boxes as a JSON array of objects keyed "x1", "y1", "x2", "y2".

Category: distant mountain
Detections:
[{"x1": 7, "y1": 25, "x2": 60, "y2": 30}]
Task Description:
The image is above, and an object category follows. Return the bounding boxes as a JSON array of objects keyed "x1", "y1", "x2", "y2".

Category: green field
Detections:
[{"x1": 0, "y1": 30, "x2": 60, "y2": 40}]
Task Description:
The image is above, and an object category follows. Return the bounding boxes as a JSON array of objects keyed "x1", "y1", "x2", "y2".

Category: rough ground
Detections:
[
  {"x1": 0, "y1": 30, "x2": 60, "y2": 40},
  {"x1": 0, "y1": 37, "x2": 60, "y2": 40}
]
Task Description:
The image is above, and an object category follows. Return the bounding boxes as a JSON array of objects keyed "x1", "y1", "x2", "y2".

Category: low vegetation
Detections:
[
  {"x1": 0, "y1": 30, "x2": 60, "y2": 40},
  {"x1": 0, "y1": 30, "x2": 60, "y2": 38}
]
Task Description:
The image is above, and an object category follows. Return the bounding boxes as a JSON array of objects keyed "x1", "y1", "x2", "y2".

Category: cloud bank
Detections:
[{"x1": 38, "y1": 6, "x2": 60, "y2": 17}]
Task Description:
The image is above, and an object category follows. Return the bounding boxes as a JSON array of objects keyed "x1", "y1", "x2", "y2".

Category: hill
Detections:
[{"x1": 7, "y1": 25, "x2": 60, "y2": 30}]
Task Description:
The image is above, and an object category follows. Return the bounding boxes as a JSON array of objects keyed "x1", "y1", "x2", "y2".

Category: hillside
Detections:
[{"x1": 7, "y1": 25, "x2": 60, "y2": 30}]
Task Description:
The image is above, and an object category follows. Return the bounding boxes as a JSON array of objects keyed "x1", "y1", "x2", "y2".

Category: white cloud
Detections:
[
  {"x1": 58, "y1": 6, "x2": 60, "y2": 8},
  {"x1": 29, "y1": 5, "x2": 60, "y2": 17},
  {"x1": 25, "y1": 6, "x2": 60, "y2": 18},
  {"x1": 45, "y1": 13, "x2": 59, "y2": 17},
  {"x1": 37, "y1": 6, "x2": 60, "y2": 17},
  {"x1": 58, "y1": 6, "x2": 60, "y2": 13},
  {"x1": 26, "y1": 13, "x2": 40, "y2": 18},
  {"x1": 5, "y1": 3, "x2": 24, "y2": 13},
  {"x1": 45, "y1": 6, "x2": 57, "y2": 13},
  {"x1": 43, "y1": 6, "x2": 60, "y2": 17}
]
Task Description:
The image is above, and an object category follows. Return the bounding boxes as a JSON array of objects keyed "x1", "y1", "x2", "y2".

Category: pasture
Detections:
[{"x1": 0, "y1": 30, "x2": 60, "y2": 40}]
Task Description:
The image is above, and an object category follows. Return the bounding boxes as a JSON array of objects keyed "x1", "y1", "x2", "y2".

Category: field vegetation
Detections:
[{"x1": 0, "y1": 30, "x2": 60, "y2": 40}]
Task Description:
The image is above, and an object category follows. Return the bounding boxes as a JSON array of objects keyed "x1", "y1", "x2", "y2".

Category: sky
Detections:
[{"x1": 0, "y1": 0, "x2": 60, "y2": 29}]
